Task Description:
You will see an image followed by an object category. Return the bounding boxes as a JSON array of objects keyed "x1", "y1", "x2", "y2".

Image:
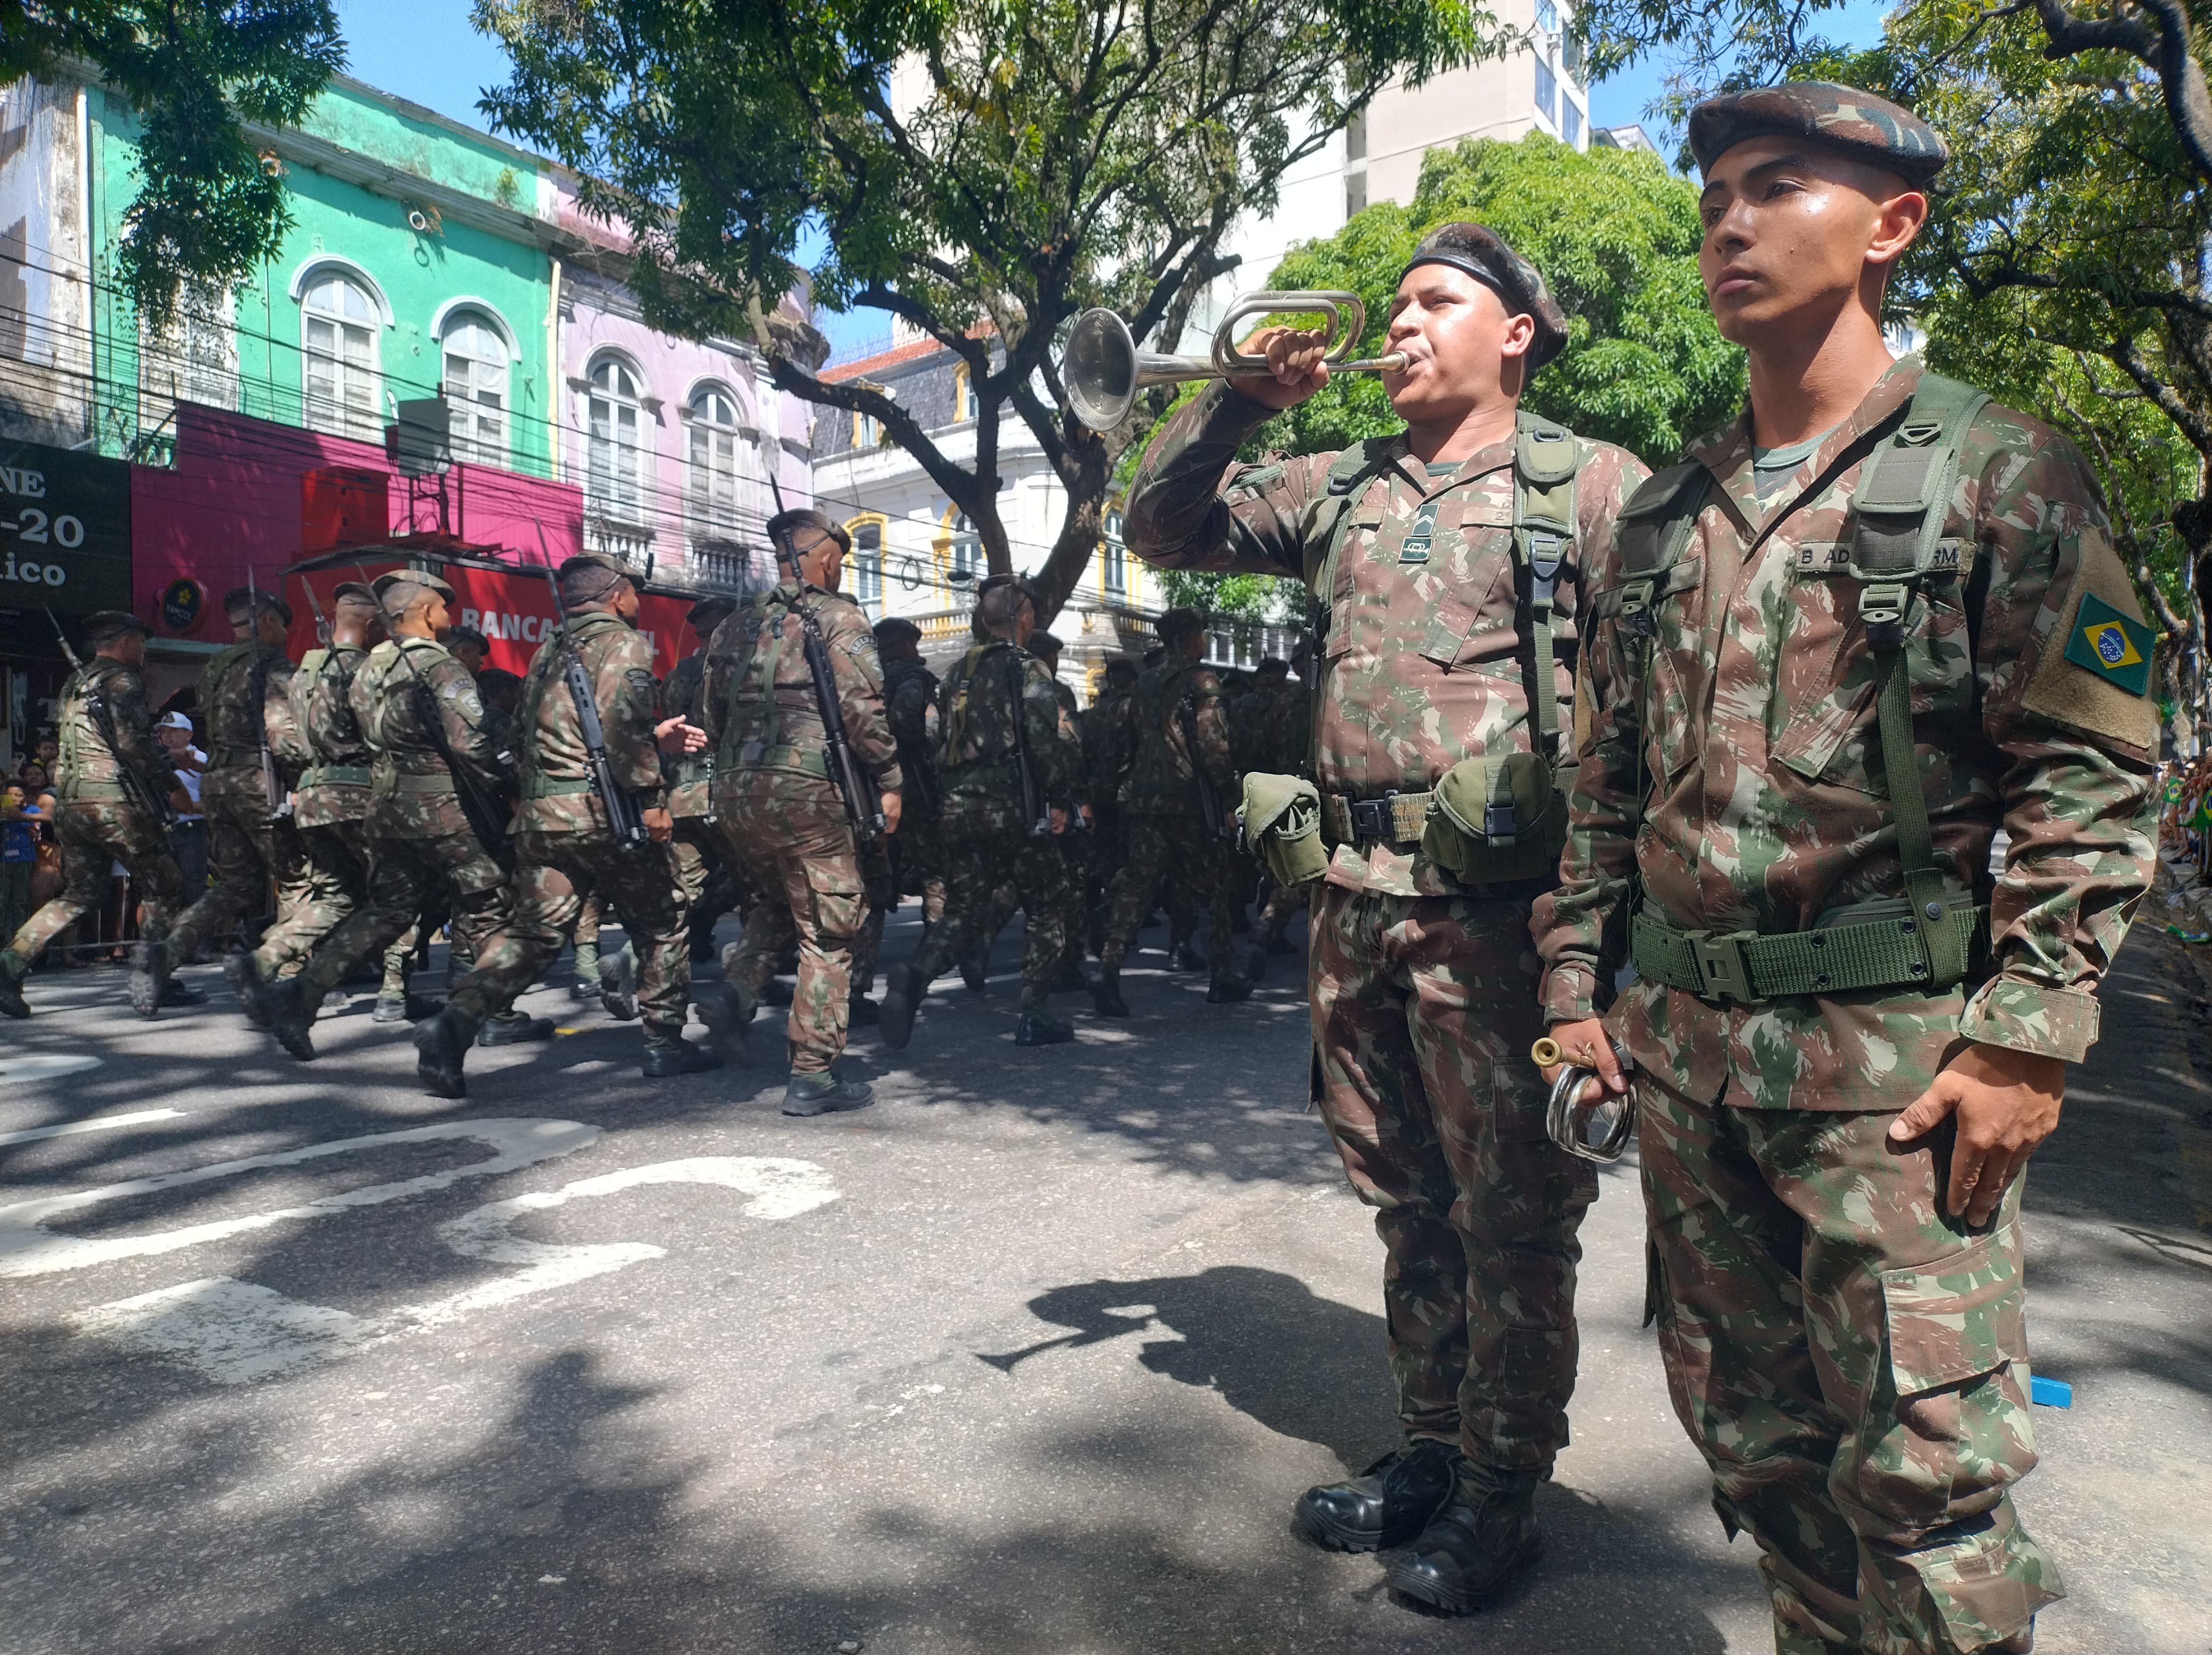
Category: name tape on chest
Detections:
[{"x1": 2062, "y1": 591, "x2": 2153, "y2": 697}]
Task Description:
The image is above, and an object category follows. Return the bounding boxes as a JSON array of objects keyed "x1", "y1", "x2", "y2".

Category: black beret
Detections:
[
  {"x1": 1688, "y1": 81, "x2": 1948, "y2": 187},
  {"x1": 1028, "y1": 629, "x2": 1064, "y2": 654},
  {"x1": 80, "y1": 609, "x2": 149, "y2": 644},
  {"x1": 1155, "y1": 606, "x2": 1206, "y2": 643},
  {"x1": 686, "y1": 596, "x2": 738, "y2": 629},
  {"x1": 1401, "y1": 222, "x2": 1570, "y2": 370},
  {"x1": 873, "y1": 616, "x2": 921, "y2": 645}
]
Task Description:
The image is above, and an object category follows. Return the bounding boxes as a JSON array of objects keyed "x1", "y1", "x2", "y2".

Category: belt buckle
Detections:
[
  {"x1": 1347, "y1": 791, "x2": 1398, "y2": 846},
  {"x1": 1690, "y1": 930, "x2": 1754, "y2": 1003}
]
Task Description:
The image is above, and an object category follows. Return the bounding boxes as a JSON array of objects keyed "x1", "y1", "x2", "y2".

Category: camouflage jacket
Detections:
[
  {"x1": 1125, "y1": 383, "x2": 1648, "y2": 892},
  {"x1": 1082, "y1": 684, "x2": 1132, "y2": 806},
  {"x1": 1117, "y1": 659, "x2": 1235, "y2": 817},
  {"x1": 515, "y1": 609, "x2": 666, "y2": 836},
  {"x1": 1529, "y1": 357, "x2": 2157, "y2": 1105},
  {"x1": 351, "y1": 636, "x2": 515, "y2": 839},
  {"x1": 885, "y1": 657, "x2": 941, "y2": 816},
  {"x1": 660, "y1": 650, "x2": 712, "y2": 818},
  {"x1": 934, "y1": 641, "x2": 1082, "y2": 834},
  {"x1": 288, "y1": 645, "x2": 374, "y2": 828},
  {"x1": 1237, "y1": 676, "x2": 1313, "y2": 778},
  {"x1": 198, "y1": 639, "x2": 302, "y2": 783},
  {"x1": 54, "y1": 657, "x2": 178, "y2": 806},
  {"x1": 704, "y1": 579, "x2": 902, "y2": 820}
]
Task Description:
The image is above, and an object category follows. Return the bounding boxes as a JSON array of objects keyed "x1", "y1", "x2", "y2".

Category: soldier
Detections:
[
  {"x1": 0, "y1": 611, "x2": 191, "y2": 1018},
  {"x1": 657, "y1": 596, "x2": 744, "y2": 990},
  {"x1": 875, "y1": 616, "x2": 947, "y2": 934},
  {"x1": 1125, "y1": 223, "x2": 1649, "y2": 1611},
  {"x1": 881, "y1": 578, "x2": 1085, "y2": 1049},
  {"x1": 1024, "y1": 627, "x2": 1094, "y2": 991},
  {"x1": 1534, "y1": 85, "x2": 2156, "y2": 1655},
  {"x1": 235, "y1": 582, "x2": 386, "y2": 1023},
  {"x1": 412, "y1": 553, "x2": 715, "y2": 1096},
  {"x1": 248, "y1": 571, "x2": 518, "y2": 1059},
  {"x1": 445, "y1": 624, "x2": 490, "y2": 677},
  {"x1": 167, "y1": 588, "x2": 308, "y2": 974},
  {"x1": 1082, "y1": 656, "x2": 1138, "y2": 946},
  {"x1": 706, "y1": 509, "x2": 902, "y2": 1116},
  {"x1": 1090, "y1": 607, "x2": 1249, "y2": 1013},
  {"x1": 1248, "y1": 652, "x2": 1314, "y2": 958}
]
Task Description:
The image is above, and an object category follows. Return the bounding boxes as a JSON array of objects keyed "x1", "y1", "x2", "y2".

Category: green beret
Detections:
[
  {"x1": 1401, "y1": 222, "x2": 1570, "y2": 370},
  {"x1": 1688, "y1": 81, "x2": 1947, "y2": 187}
]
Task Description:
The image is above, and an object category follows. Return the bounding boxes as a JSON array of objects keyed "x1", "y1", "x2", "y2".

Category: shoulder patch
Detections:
[
  {"x1": 2062, "y1": 592, "x2": 2153, "y2": 696},
  {"x1": 2017, "y1": 524, "x2": 2158, "y2": 756}
]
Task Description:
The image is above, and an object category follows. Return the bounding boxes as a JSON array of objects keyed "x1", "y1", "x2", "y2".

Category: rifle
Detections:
[
  {"x1": 1003, "y1": 646, "x2": 1050, "y2": 838},
  {"x1": 532, "y1": 530, "x2": 647, "y2": 852},
  {"x1": 765, "y1": 478, "x2": 885, "y2": 843},
  {"x1": 247, "y1": 568, "x2": 292, "y2": 823},
  {"x1": 301, "y1": 576, "x2": 334, "y2": 650},
  {"x1": 1177, "y1": 686, "x2": 1228, "y2": 840},
  {"x1": 45, "y1": 607, "x2": 179, "y2": 831}
]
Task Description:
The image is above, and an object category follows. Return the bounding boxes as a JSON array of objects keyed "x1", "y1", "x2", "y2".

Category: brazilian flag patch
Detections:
[{"x1": 2063, "y1": 592, "x2": 2153, "y2": 696}]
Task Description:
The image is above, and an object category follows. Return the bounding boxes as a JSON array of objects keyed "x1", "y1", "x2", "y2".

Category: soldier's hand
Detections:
[
  {"x1": 1049, "y1": 806, "x2": 1069, "y2": 834},
  {"x1": 641, "y1": 805, "x2": 674, "y2": 842},
  {"x1": 1888, "y1": 1043, "x2": 2064, "y2": 1226},
  {"x1": 1079, "y1": 803, "x2": 1094, "y2": 829},
  {"x1": 654, "y1": 717, "x2": 707, "y2": 755},
  {"x1": 880, "y1": 790, "x2": 902, "y2": 834},
  {"x1": 1538, "y1": 1017, "x2": 1626, "y2": 1107},
  {"x1": 1238, "y1": 325, "x2": 1332, "y2": 411},
  {"x1": 169, "y1": 788, "x2": 193, "y2": 813}
]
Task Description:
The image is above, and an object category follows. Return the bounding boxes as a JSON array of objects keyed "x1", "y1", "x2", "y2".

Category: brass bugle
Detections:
[{"x1": 1063, "y1": 290, "x2": 1409, "y2": 431}]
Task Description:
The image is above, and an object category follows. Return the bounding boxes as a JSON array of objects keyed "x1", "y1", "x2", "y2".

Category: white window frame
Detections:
[
  {"x1": 851, "y1": 519, "x2": 885, "y2": 609},
  {"x1": 300, "y1": 271, "x2": 383, "y2": 440},
  {"x1": 685, "y1": 382, "x2": 743, "y2": 538},
  {"x1": 585, "y1": 355, "x2": 650, "y2": 525},
  {"x1": 1101, "y1": 507, "x2": 1128, "y2": 600},
  {"x1": 439, "y1": 308, "x2": 510, "y2": 465}
]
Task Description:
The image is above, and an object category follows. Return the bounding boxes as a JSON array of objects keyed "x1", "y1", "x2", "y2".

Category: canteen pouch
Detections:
[
  {"x1": 1421, "y1": 752, "x2": 1569, "y2": 885},
  {"x1": 1238, "y1": 772, "x2": 1329, "y2": 887}
]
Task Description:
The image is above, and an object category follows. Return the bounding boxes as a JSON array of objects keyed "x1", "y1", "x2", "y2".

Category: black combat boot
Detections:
[
  {"x1": 373, "y1": 990, "x2": 443, "y2": 1024},
  {"x1": 1014, "y1": 1006, "x2": 1075, "y2": 1046},
  {"x1": 414, "y1": 1006, "x2": 481, "y2": 1099},
  {"x1": 1090, "y1": 962, "x2": 1128, "y2": 1018},
  {"x1": 157, "y1": 977, "x2": 206, "y2": 1007},
  {"x1": 224, "y1": 953, "x2": 266, "y2": 1025},
  {"x1": 128, "y1": 937, "x2": 170, "y2": 1018},
  {"x1": 476, "y1": 1010, "x2": 555, "y2": 1047},
  {"x1": 879, "y1": 963, "x2": 923, "y2": 1051},
  {"x1": 571, "y1": 940, "x2": 601, "y2": 1001},
  {"x1": 599, "y1": 946, "x2": 640, "y2": 1021},
  {"x1": 1206, "y1": 968, "x2": 1253, "y2": 1005},
  {"x1": 1294, "y1": 1439, "x2": 1461, "y2": 1552},
  {"x1": 1051, "y1": 954, "x2": 1089, "y2": 993},
  {"x1": 255, "y1": 977, "x2": 319, "y2": 1061},
  {"x1": 959, "y1": 948, "x2": 989, "y2": 994},
  {"x1": 1262, "y1": 925, "x2": 1298, "y2": 955},
  {"x1": 693, "y1": 980, "x2": 756, "y2": 1064},
  {"x1": 781, "y1": 1069, "x2": 875, "y2": 1116},
  {"x1": 847, "y1": 992, "x2": 881, "y2": 1026},
  {"x1": 761, "y1": 976, "x2": 795, "y2": 1006},
  {"x1": 1170, "y1": 940, "x2": 1206, "y2": 972},
  {"x1": 0, "y1": 950, "x2": 31, "y2": 1020},
  {"x1": 641, "y1": 1034, "x2": 724, "y2": 1077},
  {"x1": 1387, "y1": 1462, "x2": 1544, "y2": 1615}
]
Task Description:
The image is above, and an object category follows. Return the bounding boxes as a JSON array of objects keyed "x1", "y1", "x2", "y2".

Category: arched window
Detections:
[
  {"x1": 1101, "y1": 506, "x2": 1127, "y2": 600},
  {"x1": 687, "y1": 383, "x2": 741, "y2": 536},
  {"x1": 948, "y1": 512, "x2": 981, "y2": 582},
  {"x1": 440, "y1": 312, "x2": 508, "y2": 463},
  {"x1": 586, "y1": 357, "x2": 648, "y2": 521},
  {"x1": 851, "y1": 520, "x2": 884, "y2": 609},
  {"x1": 301, "y1": 272, "x2": 380, "y2": 439}
]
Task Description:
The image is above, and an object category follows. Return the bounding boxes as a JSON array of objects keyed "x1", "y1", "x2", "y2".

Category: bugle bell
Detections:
[{"x1": 1063, "y1": 290, "x2": 1409, "y2": 431}]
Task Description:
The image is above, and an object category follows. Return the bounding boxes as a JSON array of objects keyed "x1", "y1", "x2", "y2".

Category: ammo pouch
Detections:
[
  {"x1": 1420, "y1": 752, "x2": 1571, "y2": 885},
  {"x1": 1238, "y1": 772, "x2": 1329, "y2": 887}
]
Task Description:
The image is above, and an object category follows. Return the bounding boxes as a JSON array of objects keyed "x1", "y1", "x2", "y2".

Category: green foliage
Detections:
[
  {"x1": 1255, "y1": 132, "x2": 1744, "y2": 466},
  {"x1": 1158, "y1": 569, "x2": 1303, "y2": 625},
  {"x1": 3, "y1": 0, "x2": 345, "y2": 325}
]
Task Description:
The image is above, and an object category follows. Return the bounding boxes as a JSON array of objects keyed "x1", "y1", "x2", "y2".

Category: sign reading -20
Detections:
[{"x1": 0, "y1": 440, "x2": 131, "y2": 613}]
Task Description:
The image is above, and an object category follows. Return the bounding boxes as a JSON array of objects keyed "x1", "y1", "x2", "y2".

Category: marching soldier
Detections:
[
  {"x1": 1248, "y1": 653, "x2": 1313, "y2": 958},
  {"x1": 662, "y1": 595, "x2": 743, "y2": 960},
  {"x1": 875, "y1": 616, "x2": 946, "y2": 935},
  {"x1": 1025, "y1": 627, "x2": 1094, "y2": 990},
  {"x1": 1124, "y1": 223, "x2": 1647, "y2": 1611},
  {"x1": 0, "y1": 612, "x2": 191, "y2": 1018},
  {"x1": 705, "y1": 509, "x2": 902, "y2": 1116},
  {"x1": 248, "y1": 571, "x2": 516, "y2": 1058},
  {"x1": 413, "y1": 553, "x2": 715, "y2": 1096},
  {"x1": 168, "y1": 588, "x2": 308, "y2": 975},
  {"x1": 1082, "y1": 655, "x2": 1138, "y2": 945},
  {"x1": 881, "y1": 578, "x2": 1085, "y2": 1049},
  {"x1": 1535, "y1": 85, "x2": 2156, "y2": 1655},
  {"x1": 1091, "y1": 607, "x2": 1249, "y2": 1013}
]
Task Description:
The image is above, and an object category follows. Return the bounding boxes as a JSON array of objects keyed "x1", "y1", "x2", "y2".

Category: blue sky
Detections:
[{"x1": 334, "y1": 0, "x2": 1893, "y2": 358}]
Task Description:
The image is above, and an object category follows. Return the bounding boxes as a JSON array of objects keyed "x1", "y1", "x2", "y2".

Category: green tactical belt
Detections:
[
  {"x1": 302, "y1": 764, "x2": 371, "y2": 789},
  {"x1": 730, "y1": 743, "x2": 828, "y2": 780},
  {"x1": 61, "y1": 780, "x2": 131, "y2": 802},
  {"x1": 1630, "y1": 899, "x2": 1989, "y2": 1004},
  {"x1": 1322, "y1": 789, "x2": 1436, "y2": 847},
  {"x1": 523, "y1": 774, "x2": 595, "y2": 800},
  {"x1": 386, "y1": 772, "x2": 458, "y2": 795}
]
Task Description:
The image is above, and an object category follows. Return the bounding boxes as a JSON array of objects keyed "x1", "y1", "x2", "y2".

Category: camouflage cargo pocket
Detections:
[
  {"x1": 801, "y1": 857, "x2": 866, "y2": 943},
  {"x1": 1868, "y1": 1224, "x2": 2033, "y2": 1527}
]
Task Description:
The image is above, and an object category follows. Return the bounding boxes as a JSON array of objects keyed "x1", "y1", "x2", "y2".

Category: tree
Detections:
[
  {"x1": 474, "y1": 0, "x2": 1494, "y2": 621},
  {"x1": 3, "y1": 0, "x2": 345, "y2": 325}
]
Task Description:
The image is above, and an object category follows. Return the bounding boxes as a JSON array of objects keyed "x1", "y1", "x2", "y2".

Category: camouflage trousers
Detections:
[
  {"x1": 911, "y1": 824, "x2": 1069, "y2": 1010},
  {"x1": 1259, "y1": 874, "x2": 1309, "y2": 939},
  {"x1": 1099, "y1": 813, "x2": 1233, "y2": 968},
  {"x1": 1310, "y1": 883, "x2": 1597, "y2": 1475},
  {"x1": 891, "y1": 810, "x2": 947, "y2": 925},
  {"x1": 672, "y1": 812, "x2": 748, "y2": 955},
  {"x1": 450, "y1": 830, "x2": 690, "y2": 1036},
  {"x1": 1637, "y1": 1069, "x2": 2055, "y2": 1655},
  {"x1": 2, "y1": 798, "x2": 184, "y2": 970},
  {"x1": 167, "y1": 771, "x2": 309, "y2": 965},
  {"x1": 289, "y1": 824, "x2": 510, "y2": 1010},
  {"x1": 251, "y1": 815, "x2": 371, "y2": 984},
  {"x1": 720, "y1": 796, "x2": 867, "y2": 1076}
]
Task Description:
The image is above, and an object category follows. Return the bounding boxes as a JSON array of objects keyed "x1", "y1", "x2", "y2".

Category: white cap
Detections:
[{"x1": 158, "y1": 711, "x2": 194, "y2": 730}]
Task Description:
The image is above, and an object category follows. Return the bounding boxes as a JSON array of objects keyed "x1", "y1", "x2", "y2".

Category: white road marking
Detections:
[
  {"x1": 0, "y1": 1118, "x2": 598, "y2": 1278},
  {"x1": 0, "y1": 1054, "x2": 106, "y2": 1085},
  {"x1": 72, "y1": 1157, "x2": 841, "y2": 1383},
  {"x1": 0, "y1": 1107, "x2": 180, "y2": 1148}
]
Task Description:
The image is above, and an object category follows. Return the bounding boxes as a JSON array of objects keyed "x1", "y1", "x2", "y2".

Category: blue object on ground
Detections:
[{"x1": 2030, "y1": 1375, "x2": 2073, "y2": 1408}]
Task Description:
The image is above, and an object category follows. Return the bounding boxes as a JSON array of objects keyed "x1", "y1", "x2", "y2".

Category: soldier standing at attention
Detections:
[
  {"x1": 413, "y1": 553, "x2": 714, "y2": 1096},
  {"x1": 1124, "y1": 224, "x2": 1649, "y2": 1610},
  {"x1": 0, "y1": 612, "x2": 191, "y2": 1018},
  {"x1": 880, "y1": 578, "x2": 1086, "y2": 1049},
  {"x1": 1536, "y1": 85, "x2": 2156, "y2": 1655},
  {"x1": 706, "y1": 509, "x2": 902, "y2": 1116},
  {"x1": 1090, "y1": 607, "x2": 1248, "y2": 1013},
  {"x1": 249, "y1": 572, "x2": 517, "y2": 1059},
  {"x1": 170, "y1": 588, "x2": 307, "y2": 976}
]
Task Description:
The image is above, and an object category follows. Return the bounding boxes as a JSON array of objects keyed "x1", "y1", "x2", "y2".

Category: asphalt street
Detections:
[{"x1": 1, "y1": 902, "x2": 2208, "y2": 1655}]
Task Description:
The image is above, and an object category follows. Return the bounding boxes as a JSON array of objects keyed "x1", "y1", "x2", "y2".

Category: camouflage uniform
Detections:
[
  {"x1": 904, "y1": 640, "x2": 1084, "y2": 1013},
  {"x1": 1531, "y1": 355, "x2": 2157, "y2": 1654},
  {"x1": 167, "y1": 636, "x2": 309, "y2": 966},
  {"x1": 1096, "y1": 655, "x2": 1238, "y2": 971},
  {"x1": 883, "y1": 655, "x2": 947, "y2": 924},
  {"x1": 0, "y1": 651, "x2": 185, "y2": 1008},
  {"x1": 448, "y1": 607, "x2": 691, "y2": 1045},
  {"x1": 249, "y1": 638, "x2": 375, "y2": 984},
  {"x1": 662, "y1": 640, "x2": 746, "y2": 954},
  {"x1": 1082, "y1": 677, "x2": 1134, "y2": 923},
  {"x1": 1126, "y1": 379, "x2": 1648, "y2": 1485},
  {"x1": 706, "y1": 578, "x2": 901, "y2": 1076},
  {"x1": 1242, "y1": 670, "x2": 1314, "y2": 944}
]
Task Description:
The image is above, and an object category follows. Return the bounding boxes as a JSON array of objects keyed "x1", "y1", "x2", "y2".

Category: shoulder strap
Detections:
[
  {"x1": 1305, "y1": 437, "x2": 1398, "y2": 598},
  {"x1": 1512, "y1": 411, "x2": 1582, "y2": 759}
]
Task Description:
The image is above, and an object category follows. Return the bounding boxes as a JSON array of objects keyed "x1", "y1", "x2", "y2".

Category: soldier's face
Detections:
[
  {"x1": 1697, "y1": 137, "x2": 1926, "y2": 345},
  {"x1": 1384, "y1": 266, "x2": 1537, "y2": 424},
  {"x1": 114, "y1": 633, "x2": 147, "y2": 667}
]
